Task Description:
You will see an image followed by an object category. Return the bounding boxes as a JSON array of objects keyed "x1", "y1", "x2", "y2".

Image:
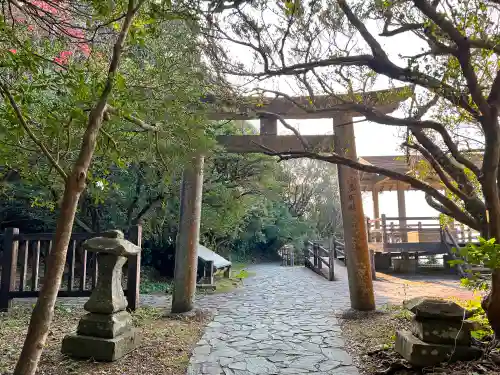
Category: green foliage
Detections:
[
  {"x1": 453, "y1": 237, "x2": 500, "y2": 269},
  {"x1": 233, "y1": 269, "x2": 250, "y2": 279},
  {"x1": 449, "y1": 237, "x2": 499, "y2": 290},
  {"x1": 459, "y1": 296, "x2": 494, "y2": 341},
  {"x1": 140, "y1": 279, "x2": 172, "y2": 295},
  {"x1": 394, "y1": 309, "x2": 413, "y2": 321}
]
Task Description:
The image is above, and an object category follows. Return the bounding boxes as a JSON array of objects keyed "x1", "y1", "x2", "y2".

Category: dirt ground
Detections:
[
  {"x1": 0, "y1": 305, "x2": 209, "y2": 375},
  {"x1": 373, "y1": 272, "x2": 475, "y2": 305}
]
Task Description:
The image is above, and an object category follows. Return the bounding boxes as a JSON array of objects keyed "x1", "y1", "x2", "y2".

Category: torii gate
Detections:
[{"x1": 170, "y1": 89, "x2": 407, "y2": 313}]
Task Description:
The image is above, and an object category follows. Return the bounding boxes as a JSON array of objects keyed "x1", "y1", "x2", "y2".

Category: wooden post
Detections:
[
  {"x1": 366, "y1": 217, "x2": 371, "y2": 242},
  {"x1": 0, "y1": 228, "x2": 19, "y2": 311},
  {"x1": 223, "y1": 265, "x2": 231, "y2": 278},
  {"x1": 328, "y1": 246, "x2": 335, "y2": 281},
  {"x1": 260, "y1": 115, "x2": 278, "y2": 135},
  {"x1": 372, "y1": 187, "x2": 380, "y2": 242},
  {"x1": 204, "y1": 260, "x2": 214, "y2": 285},
  {"x1": 172, "y1": 154, "x2": 204, "y2": 313},
  {"x1": 127, "y1": 224, "x2": 142, "y2": 311},
  {"x1": 370, "y1": 249, "x2": 377, "y2": 281},
  {"x1": 19, "y1": 240, "x2": 29, "y2": 292},
  {"x1": 317, "y1": 244, "x2": 322, "y2": 270},
  {"x1": 381, "y1": 214, "x2": 387, "y2": 245},
  {"x1": 313, "y1": 243, "x2": 318, "y2": 267},
  {"x1": 418, "y1": 221, "x2": 422, "y2": 242},
  {"x1": 334, "y1": 114, "x2": 375, "y2": 310},
  {"x1": 372, "y1": 187, "x2": 380, "y2": 226},
  {"x1": 31, "y1": 241, "x2": 40, "y2": 291},
  {"x1": 397, "y1": 182, "x2": 407, "y2": 242}
]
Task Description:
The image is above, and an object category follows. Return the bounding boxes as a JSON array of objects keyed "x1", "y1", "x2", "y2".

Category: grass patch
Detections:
[
  {"x1": 140, "y1": 279, "x2": 172, "y2": 295},
  {"x1": 0, "y1": 304, "x2": 209, "y2": 375},
  {"x1": 198, "y1": 263, "x2": 256, "y2": 295},
  {"x1": 139, "y1": 267, "x2": 172, "y2": 295}
]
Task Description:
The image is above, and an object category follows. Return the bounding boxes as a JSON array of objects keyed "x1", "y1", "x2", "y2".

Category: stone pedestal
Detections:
[
  {"x1": 62, "y1": 230, "x2": 142, "y2": 361},
  {"x1": 395, "y1": 297, "x2": 481, "y2": 367}
]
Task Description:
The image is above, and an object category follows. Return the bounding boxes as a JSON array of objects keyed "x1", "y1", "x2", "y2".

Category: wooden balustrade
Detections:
[
  {"x1": 0, "y1": 226, "x2": 142, "y2": 312},
  {"x1": 304, "y1": 240, "x2": 334, "y2": 281},
  {"x1": 365, "y1": 216, "x2": 480, "y2": 246}
]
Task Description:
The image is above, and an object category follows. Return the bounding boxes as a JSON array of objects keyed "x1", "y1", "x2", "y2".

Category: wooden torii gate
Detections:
[{"x1": 171, "y1": 89, "x2": 407, "y2": 313}]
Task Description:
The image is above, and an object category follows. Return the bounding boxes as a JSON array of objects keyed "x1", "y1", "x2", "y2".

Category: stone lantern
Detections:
[{"x1": 62, "y1": 230, "x2": 141, "y2": 361}]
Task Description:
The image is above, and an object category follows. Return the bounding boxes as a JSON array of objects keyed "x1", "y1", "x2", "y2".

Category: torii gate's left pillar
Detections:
[{"x1": 171, "y1": 154, "x2": 204, "y2": 313}]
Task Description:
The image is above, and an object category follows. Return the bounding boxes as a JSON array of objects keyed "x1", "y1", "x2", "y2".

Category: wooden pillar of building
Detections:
[
  {"x1": 171, "y1": 154, "x2": 204, "y2": 313},
  {"x1": 372, "y1": 186, "x2": 380, "y2": 242},
  {"x1": 397, "y1": 182, "x2": 407, "y2": 242},
  {"x1": 372, "y1": 187, "x2": 380, "y2": 225},
  {"x1": 260, "y1": 116, "x2": 278, "y2": 135},
  {"x1": 333, "y1": 114, "x2": 375, "y2": 311}
]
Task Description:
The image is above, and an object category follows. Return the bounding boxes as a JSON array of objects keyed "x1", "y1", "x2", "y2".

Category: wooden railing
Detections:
[
  {"x1": 279, "y1": 245, "x2": 295, "y2": 267},
  {"x1": 0, "y1": 226, "x2": 142, "y2": 312},
  {"x1": 304, "y1": 241, "x2": 334, "y2": 281},
  {"x1": 441, "y1": 226, "x2": 468, "y2": 278},
  {"x1": 366, "y1": 215, "x2": 480, "y2": 246},
  {"x1": 333, "y1": 237, "x2": 346, "y2": 263}
]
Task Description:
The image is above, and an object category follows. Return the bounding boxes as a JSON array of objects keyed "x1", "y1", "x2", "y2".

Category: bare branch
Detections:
[
  {"x1": 275, "y1": 149, "x2": 480, "y2": 229},
  {"x1": 403, "y1": 141, "x2": 469, "y2": 202}
]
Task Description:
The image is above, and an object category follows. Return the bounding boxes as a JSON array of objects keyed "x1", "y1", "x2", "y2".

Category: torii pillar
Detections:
[
  {"x1": 171, "y1": 154, "x2": 204, "y2": 313},
  {"x1": 334, "y1": 113, "x2": 375, "y2": 311}
]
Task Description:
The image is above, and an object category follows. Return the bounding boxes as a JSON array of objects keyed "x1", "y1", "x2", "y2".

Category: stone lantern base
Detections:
[
  {"x1": 62, "y1": 327, "x2": 141, "y2": 362},
  {"x1": 61, "y1": 231, "x2": 143, "y2": 362}
]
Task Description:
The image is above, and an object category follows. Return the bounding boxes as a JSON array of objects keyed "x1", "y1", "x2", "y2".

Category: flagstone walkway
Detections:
[{"x1": 188, "y1": 263, "x2": 358, "y2": 375}]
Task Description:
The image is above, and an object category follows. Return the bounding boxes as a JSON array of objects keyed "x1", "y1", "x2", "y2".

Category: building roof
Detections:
[{"x1": 358, "y1": 154, "x2": 482, "y2": 192}]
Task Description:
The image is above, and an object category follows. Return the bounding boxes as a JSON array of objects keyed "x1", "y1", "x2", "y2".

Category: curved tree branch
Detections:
[{"x1": 274, "y1": 149, "x2": 480, "y2": 229}]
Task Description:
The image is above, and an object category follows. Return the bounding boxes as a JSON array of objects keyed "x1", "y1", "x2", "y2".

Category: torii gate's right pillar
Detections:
[{"x1": 333, "y1": 113, "x2": 375, "y2": 310}]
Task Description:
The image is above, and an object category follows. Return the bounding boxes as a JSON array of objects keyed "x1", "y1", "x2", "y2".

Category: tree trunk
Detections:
[
  {"x1": 482, "y1": 269, "x2": 500, "y2": 336},
  {"x1": 482, "y1": 214, "x2": 500, "y2": 337},
  {"x1": 13, "y1": 169, "x2": 87, "y2": 375},
  {"x1": 11, "y1": 4, "x2": 137, "y2": 373}
]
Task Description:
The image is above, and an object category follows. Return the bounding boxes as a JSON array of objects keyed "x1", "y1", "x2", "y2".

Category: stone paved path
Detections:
[{"x1": 188, "y1": 263, "x2": 358, "y2": 375}]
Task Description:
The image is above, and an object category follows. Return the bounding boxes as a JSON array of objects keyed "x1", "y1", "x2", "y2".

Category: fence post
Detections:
[
  {"x1": 328, "y1": 246, "x2": 335, "y2": 281},
  {"x1": 0, "y1": 228, "x2": 19, "y2": 311},
  {"x1": 204, "y1": 260, "x2": 214, "y2": 285},
  {"x1": 313, "y1": 243, "x2": 318, "y2": 267},
  {"x1": 370, "y1": 249, "x2": 377, "y2": 281},
  {"x1": 381, "y1": 214, "x2": 387, "y2": 245},
  {"x1": 127, "y1": 224, "x2": 142, "y2": 311}
]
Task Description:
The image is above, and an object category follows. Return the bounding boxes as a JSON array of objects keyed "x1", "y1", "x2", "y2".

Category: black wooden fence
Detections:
[{"x1": 0, "y1": 225, "x2": 142, "y2": 312}]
